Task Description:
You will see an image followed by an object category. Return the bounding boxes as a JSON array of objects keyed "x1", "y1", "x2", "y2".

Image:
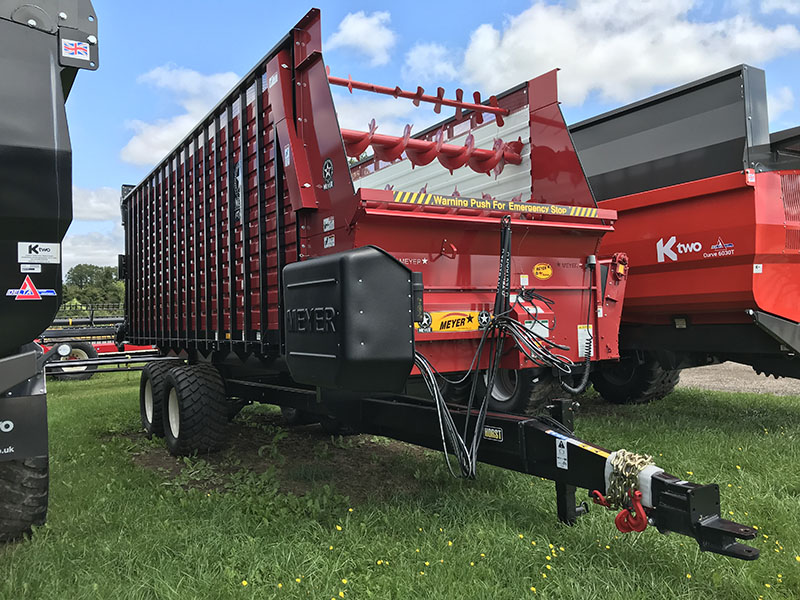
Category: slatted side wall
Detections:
[{"x1": 123, "y1": 54, "x2": 296, "y2": 356}]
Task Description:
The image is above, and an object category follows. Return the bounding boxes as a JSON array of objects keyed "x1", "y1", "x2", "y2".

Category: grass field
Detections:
[{"x1": 0, "y1": 372, "x2": 799, "y2": 599}]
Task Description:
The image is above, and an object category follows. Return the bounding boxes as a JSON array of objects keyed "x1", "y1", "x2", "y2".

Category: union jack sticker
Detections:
[{"x1": 62, "y1": 39, "x2": 90, "y2": 61}]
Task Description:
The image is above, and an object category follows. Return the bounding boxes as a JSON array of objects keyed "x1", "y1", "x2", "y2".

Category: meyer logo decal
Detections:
[
  {"x1": 533, "y1": 263, "x2": 553, "y2": 280},
  {"x1": 656, "y1": 236, "x2": 702, "y2": 262},
  {"x1": 286, "y1": 307, "x2": 337, "y2": 333}
]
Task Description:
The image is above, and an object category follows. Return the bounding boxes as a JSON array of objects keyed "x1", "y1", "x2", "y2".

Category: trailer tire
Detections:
[
  {"x1": 49, "y1": 342, "x2": 98, "y2": 381},
  {"x1": 139, "y1": 360, "x2": 180, "y2": 437},
  {"x1": 0, "y1": 456, "x2": 48, "y2": 543},
  {"x1": 162, "y1": 364, "x2": 228, "y2": 456},
  {"x1": 444, "y1": 368, "x2": 558, "y2": 415},
  {"x1": 590, "y1": 356, "x2": 681, "y2": 404}
]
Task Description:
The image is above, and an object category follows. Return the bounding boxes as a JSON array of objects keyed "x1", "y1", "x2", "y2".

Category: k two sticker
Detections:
[
  {"x1": 18, "y1": 242, "x2": 60, "y2": 264},
  {"x1": 656, "y1": 236, "x2": 702, "y2": 262}
]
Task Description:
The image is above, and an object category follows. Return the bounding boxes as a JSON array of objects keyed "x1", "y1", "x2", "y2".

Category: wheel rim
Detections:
[
  {"x1": 144, "y1": 380, "x2": 154, "y2": 423},
  {"x1": 484, "y1": 369, "x2": 518, "y2": 403},
  {"x1": 168, "y1": 388, "x2": 180, "y2": 438},
  {"x1": 59, "y1": 348, "x2": 89, "y2": 373}
]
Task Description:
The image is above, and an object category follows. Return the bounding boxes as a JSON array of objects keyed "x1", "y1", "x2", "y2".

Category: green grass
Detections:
[{"x1": 1, "y1": 373, "x2": 799, "y2": 599}]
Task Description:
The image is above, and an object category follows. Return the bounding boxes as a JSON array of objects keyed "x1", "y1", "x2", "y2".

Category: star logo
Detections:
[
  {"x1": 478, "y1": 311, "x2": 492, "y2": 328},
  {"x1": 466, "y1": 314, "x2": 474, "y2": 323},
  {"x1": 422, "y1": 258, "x2": 428, "y2": 265}
]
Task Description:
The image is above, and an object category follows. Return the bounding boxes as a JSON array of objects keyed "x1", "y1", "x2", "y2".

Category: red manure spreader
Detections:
[{"x1": 120, "y1": 9, "x2": 761, "y2": 559}]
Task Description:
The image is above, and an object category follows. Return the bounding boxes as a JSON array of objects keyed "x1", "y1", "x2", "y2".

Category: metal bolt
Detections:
[
  {"x1": 87, "y1": 34, "x2": 97, "y2": 45},
  {"x1": 58, "y1": 11, "x2": 67, "y2": 19},
  {"x1": 27, "y1": 18, "x2": 37, "y2": 27}
]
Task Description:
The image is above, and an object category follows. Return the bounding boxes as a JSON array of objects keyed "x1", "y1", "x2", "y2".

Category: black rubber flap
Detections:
[{"x1": 283, "y1": 246, "x2": 415, "y2": 392}]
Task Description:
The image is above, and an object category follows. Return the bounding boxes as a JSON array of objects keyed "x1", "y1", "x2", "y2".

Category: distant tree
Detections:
[{"x1": 63, "y1": 264, "x2": 124, "y2": 306}]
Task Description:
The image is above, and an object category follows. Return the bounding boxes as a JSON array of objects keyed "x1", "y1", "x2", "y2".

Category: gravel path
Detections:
[{"x1": 677, "y1": 362, "x2": 800, "y2": 396}]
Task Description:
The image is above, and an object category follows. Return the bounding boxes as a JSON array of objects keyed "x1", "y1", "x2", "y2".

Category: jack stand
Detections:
[{"x1": 549, "y1": 398, "x2": 589, "y2": 525}]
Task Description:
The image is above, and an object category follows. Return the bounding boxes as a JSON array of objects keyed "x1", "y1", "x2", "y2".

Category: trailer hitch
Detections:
[{"x1": 649, "y1": 474, "x2": 759, "y2": 560}]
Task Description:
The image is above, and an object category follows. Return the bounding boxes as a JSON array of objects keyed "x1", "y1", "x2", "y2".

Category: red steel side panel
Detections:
[{"x1": 598, "y1": 170, "x2": 800, "y2": 325}]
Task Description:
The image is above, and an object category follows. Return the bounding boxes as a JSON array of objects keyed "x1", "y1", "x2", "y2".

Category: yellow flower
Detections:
[
  {"x1": 416, "y1": 549, "x2": 420, "y2": 553},
  {"x1": 448, "y1": 541, "x2": 453, "y2": 547},
  {"x1": 470, "y1": 562, "x2": 475, "y2": 567},
  {"x1": 530, "y1": 587, "x2": 536, "y2": 593},
  {"x1": 548, "y1": 544, "x2": 554, "y2": 549},
  {"x1": 753, "y1": 525, "x2": 759, "y2": 530},
  {"x1": 418, "y1": 527, "x2": 423, "y2": 532},
  {"x1": 519, "y1": 534, "x2": 524, "y2": 539},
  {"x1": 728, "y1": 511, "x2": 734, "y2": 516},
  {"x1": 339, "y1": 592, "x2": 345, "y2": 598},
  {"x1": 765, "y1": 584, "x2": 771, "y2": 588},
  {"x1": 736, "y1": 465, "x2": 741, "y2": 470},
  {"x1": 439, "y1": 528, "x2": 443, "y2": 532},
  {"x1": 686, "y1": 574, "x2": 691, "y2": 579},
  {"x1": 341, "y1": 579, "x2": 348, "y2": 585},
  {"x1": 480, "y1": 553, "x2": 486, "y2": 557},
  {"x1": 242, "y1": 580, "x2": 248, "y2": 586},
  {"x1": 531, "y1": 541, "x2": 536, "y2": 546},
  {"x1": 796, "y1": 555, "x2": 800, "y2": 561},
  {"x1": 420, "y1": 571, "x2": 425, "y2": 575},
  {"x1": 376, "y1": 560, "x2": 382, "y2": 565},
  {"x1": 546, "y1": 565, "x2": 551, "y2": 570},
  {"x1": 348, "y1": 508, "x2": 353, "y2": 512},
  {"x1": 542, "y1": 573, "x2": 547, "y2": 578},
  {"x1": 559, "y1": 547, "x2": 564, "y2": 552},
  {"x1": 439, "y1": 560, "x2": 444, "y2": 564},
  {"x1": 335, "y1": 525, "x2": 342, "y2": 531},
  {"x1": 686, "y1": 471, "x2": 693, "y2": 476},
  {"x1": 605, "y1": 545, "x2": 610, "y2": 550},
  {"x1": 424, "y1": 561, "x2": 429, "y2": 567},
  {"x1": 329, "y1": 545, "x2": 334, "y2": 551},
  {"x1": 545, "y1": 556, "x2": 551, "y2": 561},
  {"x1": 277, "y1": 583, "x2": 283, "y2": 589},
  {"x1": 295, "y1": 578, "x2": 301, "y2": 583},
  {"x1": 778, "y1": 574, "x2": 783, "y2": 578}
]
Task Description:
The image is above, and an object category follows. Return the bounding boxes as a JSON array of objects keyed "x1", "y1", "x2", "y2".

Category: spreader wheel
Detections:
[
  {"x1": 0, "y1": 456, "x2": 48, "y2": 543},
  {"x1": 590, "y1": 354, "x2": 681, "y2": 404},
  {"x1": 444, "y1": 368, "x2": 558, "y2": 415},
  {"x1": 49, "y1": 342, "x2": 98, "y2": 381},
  {"x1": 162, "y1": 364, "x2": 228, "y2": 456}
]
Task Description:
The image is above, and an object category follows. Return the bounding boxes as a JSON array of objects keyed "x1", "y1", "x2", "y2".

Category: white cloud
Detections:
[
  {"x1": 72, "y1": 185, "x2": 120, "y2": 221},
  {"x1": 120, "y1": 64, "x2": 239, "y2": 166},
  {"x1": 460, "y1": 0, "x2": 800, "y2": 105},
  {"x1": 762, "y1": 0, "x2": 800, "y2": 15},
  {"x1": 402, "y1": 43, "x2": 459, "y2": 83},
  {"x1": 768, "y1": 85, "x2": 795, "y2": 124},
  {"x1": 326, "y1": 11, "x2": 397, "y2": 67},
  {"x1": 62, "y1": 225, "x2": 124, "y2": 273}
]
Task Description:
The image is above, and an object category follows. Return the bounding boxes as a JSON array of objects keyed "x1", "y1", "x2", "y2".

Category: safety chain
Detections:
[{"x1": 605, "y1": 449, "x2": 654, "y2": 508}]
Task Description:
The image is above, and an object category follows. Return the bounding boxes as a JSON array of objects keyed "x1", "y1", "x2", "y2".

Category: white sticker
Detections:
[
  {"x1": 20, "y1": 264, "x2": 42, "y2": 274},
  {"x1": 283, "y1": 144, "x2": 291, "y2": 166},
  {"x1": 520, "y1": 274, "x2": 529, "y2": 287},
  {"x1": 268, "y1": 73, "x2": 278, "y2": 88},
  {"x1": 753, "y1": 264, "x2": 763, "y2": 274},
  {"x1": 578, "y1": 324, "x2": 594, "y2": 358},
  {"x1": 556, "y1": 439, "x2": 568, "y2": 470},
  {"x1": 323, "y1": 234, "x2": 335, "y2": 249},
  {"x1": 323, "y1": 216, "x2": 335, "y2": 232},
  {"x1": 18, "y1": 242, "x2": 60, "y2": 264},
  {"x1": 524, "y1": 319, "x2": 549, "y2": 339}
]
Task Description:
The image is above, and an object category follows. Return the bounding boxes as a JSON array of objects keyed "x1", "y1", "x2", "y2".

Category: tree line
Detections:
[{"x1": 63, "y1": 264, "x2": 124, "y2": 306}]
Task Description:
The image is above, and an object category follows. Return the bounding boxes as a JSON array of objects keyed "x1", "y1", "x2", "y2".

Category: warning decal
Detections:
[{"x1": 390, "y1": 191, "x2": 600, "y2": 218}]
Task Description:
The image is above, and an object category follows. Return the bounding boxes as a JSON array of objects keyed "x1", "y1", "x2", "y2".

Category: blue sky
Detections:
[{"x1": 63, "y1": 0, "x2": 800, "y2": 271}]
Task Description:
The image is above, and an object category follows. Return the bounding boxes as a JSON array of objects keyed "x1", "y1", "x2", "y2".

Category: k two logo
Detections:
[{"x1": 656, "y1": 236, "x2": 702, "y2": 263}]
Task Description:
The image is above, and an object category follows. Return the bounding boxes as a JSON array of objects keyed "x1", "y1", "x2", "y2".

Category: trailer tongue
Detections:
[{"x1": 120, "y1": 8, "x2": 758, "y2": 560}]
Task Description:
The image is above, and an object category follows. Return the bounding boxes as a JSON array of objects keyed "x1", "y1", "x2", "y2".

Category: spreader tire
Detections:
[
  {"x1": 162, "y1": 364, "x2": 228, "y2": 456},
  {"x1": 139, "y1": 360, "x2": 180, "y2": 437},
  {"x1": 444, "y1": 368, "x2": 558, "y2": 415},
  {"x1": 0, "y1": 456, "x2": 48, "y2": 543},
  {"x1": 590, "y1": 355, "x2": 681, "y2": 404},
  {"x1": 49, "y1": 342, "x2": 98, "y2": 381}
]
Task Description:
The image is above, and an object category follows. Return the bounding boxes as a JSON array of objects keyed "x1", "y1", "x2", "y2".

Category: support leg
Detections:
[{"x1": 549, "y1": 399, "x2": 587, "y2": 525}]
